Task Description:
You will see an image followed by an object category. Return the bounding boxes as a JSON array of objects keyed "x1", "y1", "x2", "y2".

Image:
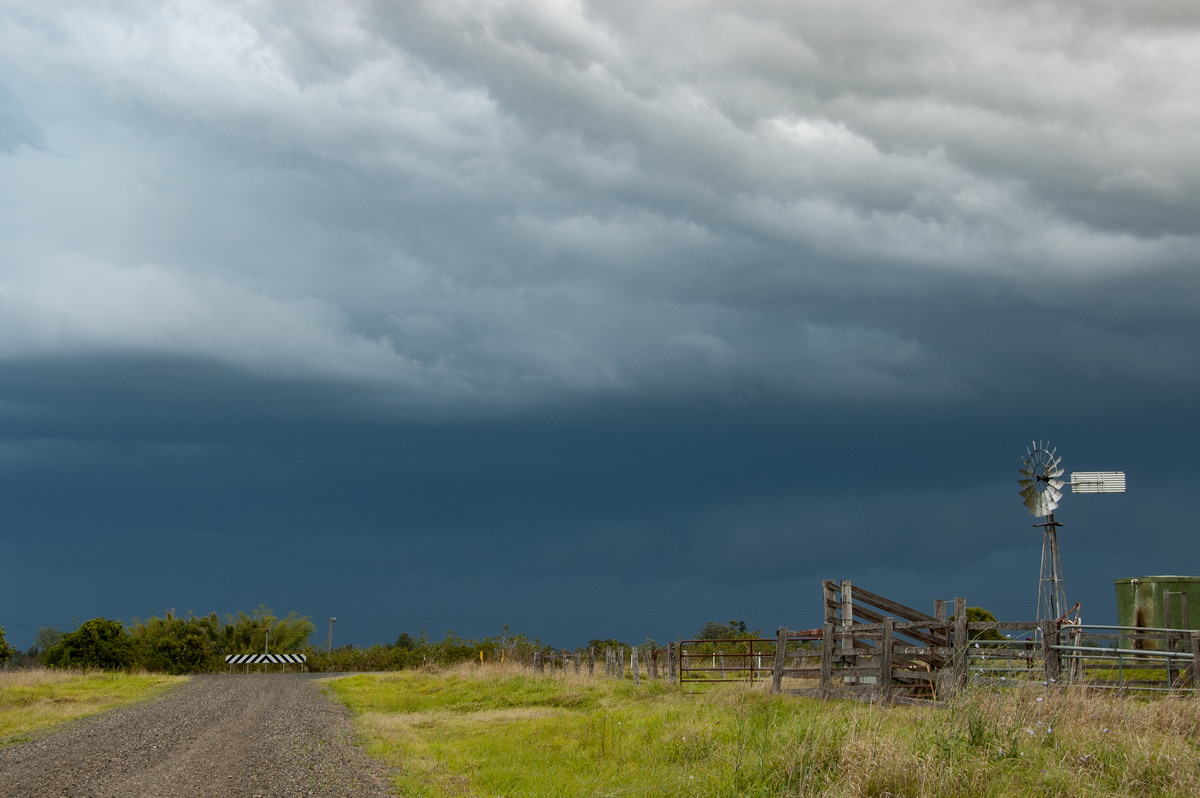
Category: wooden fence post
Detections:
[
  {"x1": 878, "y1": 617, "x2": 894, "y2": 700},
  {"x1": 617, "y1": 647, "x2": 625, "y2": 679},
  {"x1": 534, "y1": 650, "x2": 543, "y2": 673},
  {"x1": 668, "y1": 642, "x2": 678, "y2": 683},
  {"x1": 632, "y1": 646, "x2": 640, "y2": 685},
  {"x1": 588, "y1": 647, "x2": 595, "y2": 676},
  {"x1": 773, "y1": 627, "x2": 788, "y2": 694},
  {"x1": 950, "y1": 597, "x2": 968, "y2": 696},
  {"x1": 820, "y1": 622, "x2": 835, "y2": 697},
  {"x1": 1041, "y1": 620, "x2": 1061, "y2": 685},
  {"x1": 649, "y1": 648, "x2": 658, "y2": 680},
  {"x1": 840, "y1": 580, "x2": 854, "y2": 657},
  {"x1": 933, "y1": 599, "x2": 948, "y2": 667}
]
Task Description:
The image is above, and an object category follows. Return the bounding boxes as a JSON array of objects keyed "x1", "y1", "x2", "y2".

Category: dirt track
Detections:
[{"x1": 0, "y1": 674, "x2": 393, "y2": 797}]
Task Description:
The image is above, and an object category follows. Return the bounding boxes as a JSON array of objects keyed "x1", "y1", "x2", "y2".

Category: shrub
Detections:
[
  {"x1": 954, "y1": 607, "x2": 1007, "y2": 642},
  {"x1": 43, "y1": 618, "x2": 134, "y2": 670},
  {"x1": 0, "y1": 626, "x2": 15, "y2": 665},
  {"x1": 130, "y1": 612, "x2": 221, "y2": 674}
]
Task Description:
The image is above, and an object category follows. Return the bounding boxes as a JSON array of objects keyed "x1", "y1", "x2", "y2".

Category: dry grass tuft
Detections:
[
  {"x1": 1, "y1": 669, "x2": 185, "y2": 746},
  {"x1": 0, "y1": 669, "x2": 85, "y2": 689}
]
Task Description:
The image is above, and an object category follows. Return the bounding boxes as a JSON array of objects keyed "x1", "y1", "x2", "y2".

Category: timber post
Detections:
[
  {"x1": 933, "y1": 599, "x2": 948, "y2": 665},
  {"x1": 840, "y1": 580, "x2": 854, "y2": 657},
  {"x1": 878, "y1": 617, "x2": 894, "y2": 699},
  {"x1": 772, "y1": 627, "x2": 788, "y2": 694},
  {"x1": 819, "y1": 622, "x2": 834, "y2": 697},
  {"x1": 950, "y1": 597, "x2": 968, "y2": 696}
]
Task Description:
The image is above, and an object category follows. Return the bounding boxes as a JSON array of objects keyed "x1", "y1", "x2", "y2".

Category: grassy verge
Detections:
[
  {"x1": 0, "y1": 669, "x2": 185, "y2": 746},
  {"x1": 330, "y1": 663, "x2": 1200, "y2": 797}
]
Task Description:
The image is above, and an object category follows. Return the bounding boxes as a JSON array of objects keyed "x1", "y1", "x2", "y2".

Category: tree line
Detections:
[
  {"x1": 2, "y1": 608, "x2": 314, "y2": 673},
  {"x1": 0, "y1": 612, "x2": 569, "y2": 674}
]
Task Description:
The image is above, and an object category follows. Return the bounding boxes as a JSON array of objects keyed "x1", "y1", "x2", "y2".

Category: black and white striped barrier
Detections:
[
  {"x1": 225, "y1": 654, "x2": 307, "y2": 664},
  {"x1": 225, "y1": 653, "x2": 308, "y2": 672}
]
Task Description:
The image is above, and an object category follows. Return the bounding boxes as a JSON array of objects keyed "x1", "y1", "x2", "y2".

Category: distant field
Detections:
[
  {"x1": 0, "y1": 670, "x2": 185, "y2": 746},
  {"x1": 330, "y1": 663, "x2": 1200, "y2": 797}
]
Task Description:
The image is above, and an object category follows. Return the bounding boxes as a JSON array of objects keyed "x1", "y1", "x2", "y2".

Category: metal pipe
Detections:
[
  {"x1": 1050, "y1": 644, "x2": 1194, "y2": 659},
  {"x1": 1075, "y1": 624, "x2": 1194, "y2": 634}
]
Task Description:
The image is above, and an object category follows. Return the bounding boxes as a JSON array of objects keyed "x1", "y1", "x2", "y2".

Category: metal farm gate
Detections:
[{"x1": 678, "y1": 632, "x2": 822, "y2": 689}]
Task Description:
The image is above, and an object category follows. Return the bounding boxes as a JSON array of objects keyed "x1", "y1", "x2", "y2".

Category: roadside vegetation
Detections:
[
  {"x1": 0, "y1": 670, "x2": 184, "y2": 746},
  {"x1": 307, "y1": 627, "x2": 554, "y2": 672},
  {"x1": 8, "y1": 608, "x2": 315, "y2": 673},
  {"x1": 330, "y1": 663, "x2": 1200, "y2": 798},
  {"x1": 5, "y1": 613, "x2": 743, "y2": 677},
  {"x1": 7, "y1": 611, "x2": 567, "y2": 674}
]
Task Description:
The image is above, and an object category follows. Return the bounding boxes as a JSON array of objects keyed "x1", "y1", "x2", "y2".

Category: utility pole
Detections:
[{"x1": 328, "y1": 617, "x2": 337, "y2": 654}]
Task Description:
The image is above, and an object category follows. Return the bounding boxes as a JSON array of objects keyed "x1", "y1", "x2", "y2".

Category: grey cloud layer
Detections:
[{"x1": 1, "y1": 1, "x2": 1197, "y2": 416}]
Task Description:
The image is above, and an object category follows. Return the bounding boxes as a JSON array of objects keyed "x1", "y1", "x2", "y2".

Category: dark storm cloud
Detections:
[
  {"x1": 3, "y1": 0, "x2": 1196, "y2": 411},
  {"x1": 0, "y1": 2, "x2": 1196, "y2": 646}
]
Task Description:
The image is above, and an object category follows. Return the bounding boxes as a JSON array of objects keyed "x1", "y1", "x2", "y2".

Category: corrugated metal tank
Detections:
[{"x1": 1115, "y1": 576, "x2": 1200, "y2": 649}]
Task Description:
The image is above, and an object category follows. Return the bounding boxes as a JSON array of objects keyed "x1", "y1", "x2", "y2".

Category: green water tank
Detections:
[{"x1": 1115, "y1": 576, "x2": 1200, "y2": 648}]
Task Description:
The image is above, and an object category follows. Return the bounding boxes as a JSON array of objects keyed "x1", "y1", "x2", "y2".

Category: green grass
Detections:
[
  {"x1": 330, "y1": 663, "x2": 1200, "y2": 797},
  {"x1": 0, "y1": 669, "x2": 186, "y2": 745}
]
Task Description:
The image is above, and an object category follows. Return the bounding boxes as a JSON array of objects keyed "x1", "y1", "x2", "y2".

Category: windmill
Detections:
[{"x1": 1018, "y1": 441, "x2": 1126, "y2": 624}]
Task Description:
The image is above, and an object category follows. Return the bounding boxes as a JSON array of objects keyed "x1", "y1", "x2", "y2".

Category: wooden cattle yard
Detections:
[{"x1": 539, "y1": 580, "x2": 1200, "y2": 703}]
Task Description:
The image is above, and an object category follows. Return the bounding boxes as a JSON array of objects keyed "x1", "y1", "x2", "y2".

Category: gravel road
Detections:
[{"x1": 0, "y1": 674, "x2": 394, "y2": 797}]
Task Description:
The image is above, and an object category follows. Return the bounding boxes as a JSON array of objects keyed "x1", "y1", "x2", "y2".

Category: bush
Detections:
[
  {"x1": 213, "y1": 607, "x2": 313, "y2": 657},
  {"x1": 952, "y1": 607, "x2": 1007, "y2": 642},
  {"x1": 0, "y1": 626, "x2": 15, "y2": 665},
  {"x1": 43, "y1": 618, "x2": 134, "y2": 670},
  {"x1": 130, "y1": 612, "x2": 220, "y2": 674},
  {"x1": 697, "y1": 620, "x2": 759, "y2": 640}
]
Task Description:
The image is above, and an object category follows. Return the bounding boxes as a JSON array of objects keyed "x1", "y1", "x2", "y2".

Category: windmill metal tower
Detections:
[{"x1": 1018, "y1": 441, "x2": 1126, "y2": 624}]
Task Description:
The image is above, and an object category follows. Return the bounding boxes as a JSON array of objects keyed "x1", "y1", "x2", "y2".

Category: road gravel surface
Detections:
[{"x1": 0, "y1": 674, "x2": 393, "y2": 797}]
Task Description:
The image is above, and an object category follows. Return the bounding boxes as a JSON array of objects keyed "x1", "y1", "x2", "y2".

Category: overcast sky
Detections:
[{"x1": 2, "y1": 1, "x2": 1197, "y2": 650}]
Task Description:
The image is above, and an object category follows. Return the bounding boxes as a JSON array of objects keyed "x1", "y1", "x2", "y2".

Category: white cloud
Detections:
[
  {"x1": 0, "y1": 254, "x2": 407, "y2": 380},
  {"x1": 0, "y1": 0, "x2": 1198, "y2": 415}
]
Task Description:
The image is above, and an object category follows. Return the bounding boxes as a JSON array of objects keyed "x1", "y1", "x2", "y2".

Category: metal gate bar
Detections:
[{"x1": 678, "y1": 638, "x2": 777, "y2": 687}]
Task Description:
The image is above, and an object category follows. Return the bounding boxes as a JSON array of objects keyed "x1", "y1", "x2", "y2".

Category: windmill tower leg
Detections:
[{"x1": 1036, "y1": 515, "x2": 1065, "y2": 623}]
